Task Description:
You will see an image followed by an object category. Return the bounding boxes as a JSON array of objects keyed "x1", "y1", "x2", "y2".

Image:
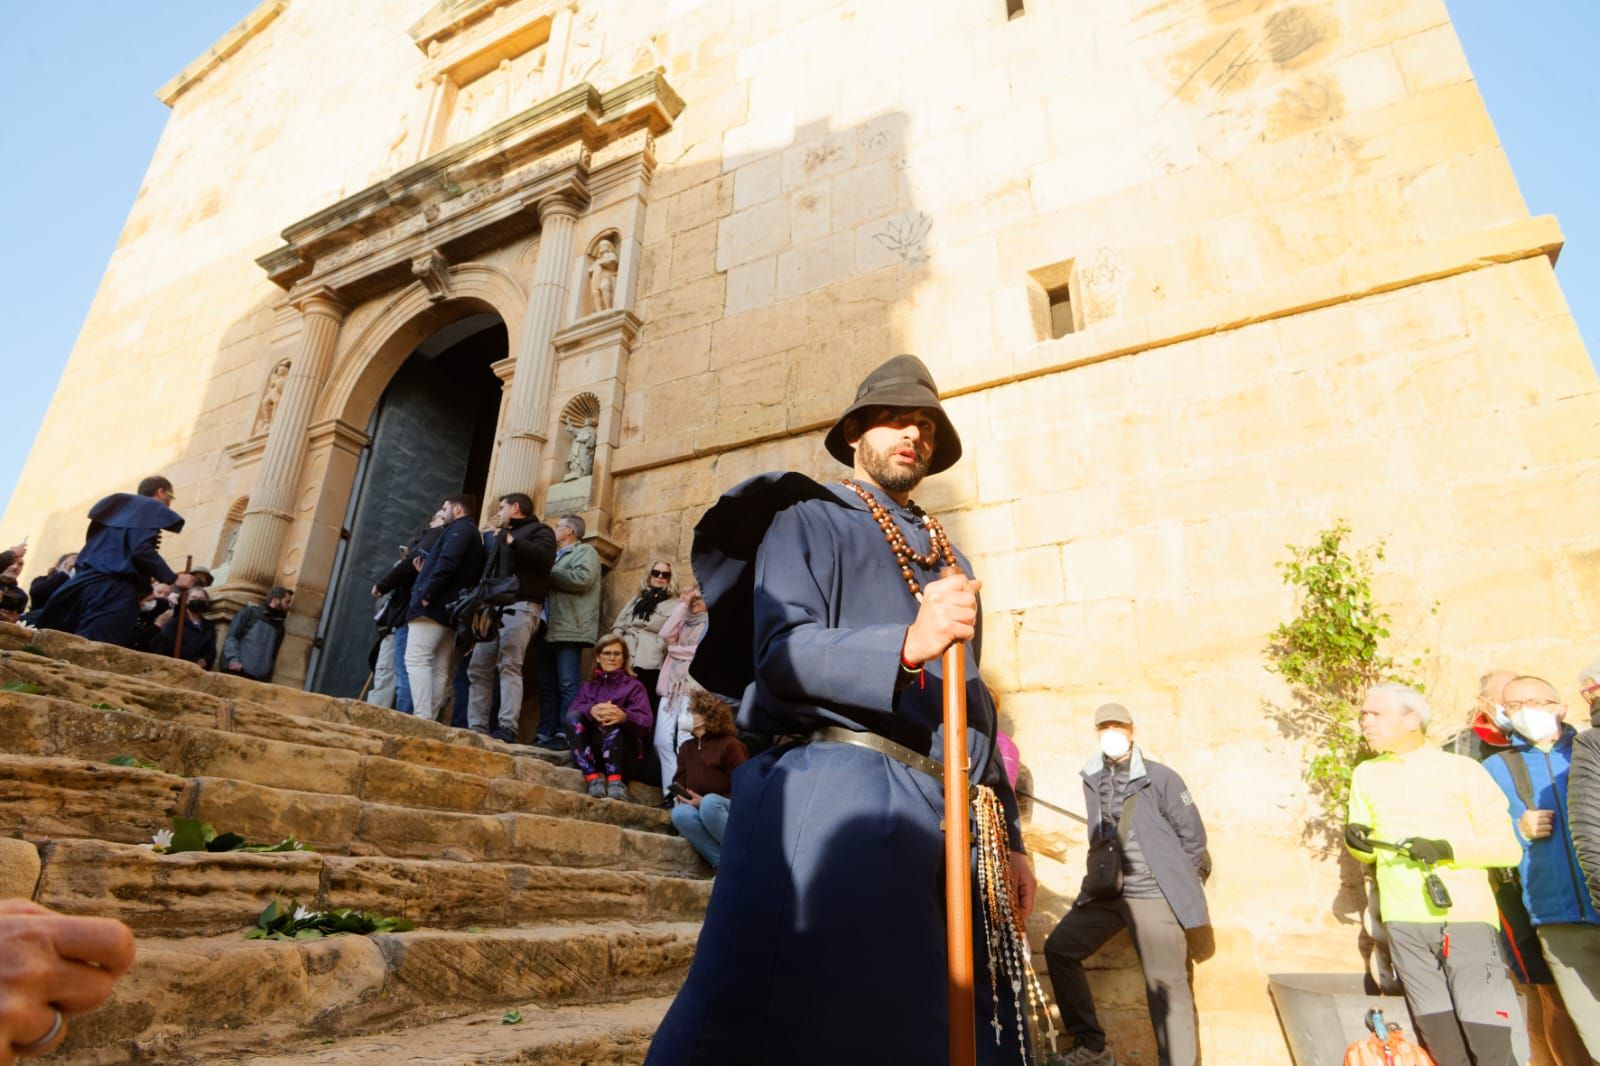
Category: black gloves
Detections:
[
  {"x1": 1344, "y1": 823, "x2": 1374, "y2": 854},
  {"x1": 1401, "y1": 838, "x2": 1453, "y2": 865}
]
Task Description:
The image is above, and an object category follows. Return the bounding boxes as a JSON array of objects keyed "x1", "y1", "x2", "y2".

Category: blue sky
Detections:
[{"x1": 0, "y1": 1, "x2": 1595, "y2": 517}]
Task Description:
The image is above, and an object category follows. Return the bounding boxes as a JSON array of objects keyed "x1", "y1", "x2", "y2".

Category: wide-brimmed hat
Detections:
[{"x1": 823, "y1": 354, "x2": 963, "y2": 475}]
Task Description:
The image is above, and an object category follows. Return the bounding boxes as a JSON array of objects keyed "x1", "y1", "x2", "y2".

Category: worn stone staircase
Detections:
[{"x1": 0, "y1": 622, "x2": 709, "y2": 1064}]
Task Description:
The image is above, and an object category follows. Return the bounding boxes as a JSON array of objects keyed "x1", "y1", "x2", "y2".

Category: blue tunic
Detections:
[
  {"x1": 36, "y1": 493, "x2": 184, "y2": 647},
  {"x1": 647, "y1": 474, "x2": 1027, "y2": 1065}
]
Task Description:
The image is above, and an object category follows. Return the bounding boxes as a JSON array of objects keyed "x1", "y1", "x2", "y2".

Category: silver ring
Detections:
[{"x1": 14, "y1": 1008, "x2": 64, "y2": 1054}]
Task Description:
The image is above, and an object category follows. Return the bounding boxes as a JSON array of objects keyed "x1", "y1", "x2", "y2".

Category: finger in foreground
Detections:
[
  {"x1": 44, "y1": 958, "x2": 119, "y2": 1014},
  {"x1": 46, "y1": 916, "x2": 136, "y2": 977},
  {"x1": 5, "y1": 1001, "x2": 67, "y2": 1061}
]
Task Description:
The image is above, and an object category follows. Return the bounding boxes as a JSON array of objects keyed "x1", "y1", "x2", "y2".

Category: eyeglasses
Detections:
[
  {"x1": 1503, "y1": 699, "x2": 1560, "y2": 711},
  {"x1": 649, "y1": 570, "x2": 671, "y2": 578},
  {"x1": 597, "y1": 649, "x2": 625, "y2": 658}
]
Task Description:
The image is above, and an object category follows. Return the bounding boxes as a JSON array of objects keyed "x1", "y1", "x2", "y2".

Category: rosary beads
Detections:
[{"x1": 838, "y1": 479, "x2": 958, "y2": 599}]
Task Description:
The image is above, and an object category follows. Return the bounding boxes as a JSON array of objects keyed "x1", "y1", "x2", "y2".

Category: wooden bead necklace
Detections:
[{"x1": 838, "y1": 479, "x2": 958, "y2": 599}]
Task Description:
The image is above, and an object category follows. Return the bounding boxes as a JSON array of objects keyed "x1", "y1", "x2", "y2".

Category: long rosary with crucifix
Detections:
[{"x1": 839, "y1": 478, "x2": 1058, "y2": 1063}]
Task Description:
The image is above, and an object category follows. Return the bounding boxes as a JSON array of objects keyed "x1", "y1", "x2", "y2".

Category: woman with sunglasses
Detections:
[{"x1": 611, "y1": 560, "x2": 678, "y2": 714}]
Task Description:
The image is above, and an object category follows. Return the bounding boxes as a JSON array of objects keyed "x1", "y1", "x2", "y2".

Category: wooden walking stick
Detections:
[
  {"x1": 171, "y1": 555, "x2": 192, "y2": 657},
  {"x1": 943, "y1": 568, "x2": 976, "y2": 1066}
]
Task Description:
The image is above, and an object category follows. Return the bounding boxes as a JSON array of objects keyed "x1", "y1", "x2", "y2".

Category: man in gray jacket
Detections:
[
  {"x1": 222, "y1": 586, "x2": 293, "y2": 681},
  {"x1": 534, "y1": 514, "x2": 601, "y2": 749},
  {"x1": 1044, "y1": 703, "x2": 1211, "y2": 1066}
]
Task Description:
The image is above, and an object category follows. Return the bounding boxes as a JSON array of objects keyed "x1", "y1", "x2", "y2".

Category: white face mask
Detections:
[
  {"x1": 1489, "y1": 702, "x2": 1513, "y2": 732},
  {"x1": 1099, "y1": 729, "x2": 1131, "y2": 760},
  {"x1": 1510, "y1": 708, "x2": 1559, "y2": 743}
]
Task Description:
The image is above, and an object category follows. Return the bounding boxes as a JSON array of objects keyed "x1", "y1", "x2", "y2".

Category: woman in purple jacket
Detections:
[{"x1": 568, "y1": 634, "x2": 654, "y2": 801}]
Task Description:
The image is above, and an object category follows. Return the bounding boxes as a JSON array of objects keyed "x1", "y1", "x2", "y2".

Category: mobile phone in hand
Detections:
[{"x1": 668, "y1": 783, "x2": 692, "y2": 800}]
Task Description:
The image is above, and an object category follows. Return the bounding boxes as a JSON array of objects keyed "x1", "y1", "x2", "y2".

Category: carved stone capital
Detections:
[
  {"x1": 411, "y1": 249, "x2": 452, "y2": 302},
  {"x1": 291, "y1": 286, "x2": 350, "y2": 320},
  {"x1": 537, "y1": 191, "x2": 585, "y2": 224}
]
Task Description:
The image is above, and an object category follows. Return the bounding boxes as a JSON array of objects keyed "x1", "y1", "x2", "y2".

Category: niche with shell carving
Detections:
[
  {"x1": 581, "y1": 231, "x2": 621, "y2": 317},
  {"x1": 558, "y1": 393, "x2": 601, "y2": 483}
]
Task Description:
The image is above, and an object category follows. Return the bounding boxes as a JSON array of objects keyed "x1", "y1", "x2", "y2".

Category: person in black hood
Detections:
[
  {"x1": 36, "y1": 476, "x2": 194, "y2": 646},
  {"x1": 464, "y1": 493, "x2": 555, "y2": 743}
]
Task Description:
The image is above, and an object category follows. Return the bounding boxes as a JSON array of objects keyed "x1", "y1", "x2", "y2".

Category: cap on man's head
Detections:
[{"x1": 1094, "y1": 702, "x2": 1134, "y2": 727}]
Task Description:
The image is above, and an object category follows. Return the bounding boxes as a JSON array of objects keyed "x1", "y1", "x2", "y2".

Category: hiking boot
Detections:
[
  {"x1": 490, "y1": 727, "x2": 519, "y2": 745},
  {"x1": 586, "y1": 778, "x2": 606, "y2": 799},
  {"x1": 536, "y1": 733, "x2": 568, "y2": 751},
  {"x1": 606, "y1": 781, "x2": 629, "y2": 802}
]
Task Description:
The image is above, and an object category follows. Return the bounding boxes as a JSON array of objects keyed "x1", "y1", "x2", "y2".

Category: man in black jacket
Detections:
[
  {"x1": 465, "y1": 493, "x2": 555, "y2": 743},
  {"x1": 1565, "y1": 658, "x2": 1600, "y2": 917},
  {"x1": 222, "y1": 587, "x2": 293, "y2": 680},
  {"x1": 402, "y1": 493, "x2": 485, "y2": 721},
  {"x1": 1043, "y1": 703, "x2": 1211, "y2": 1066}
]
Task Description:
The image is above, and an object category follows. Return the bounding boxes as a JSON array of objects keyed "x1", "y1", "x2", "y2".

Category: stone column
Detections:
[
  {"x1": 492, "y1": 193, "x2": 582, "y2": 500},
  {"x1": 223, "y1": 288, "x2": 349, "y2": 594}
]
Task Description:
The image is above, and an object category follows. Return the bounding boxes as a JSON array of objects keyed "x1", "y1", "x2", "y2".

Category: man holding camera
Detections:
[
  {"x1": 1042, "y1": 703, "x2": 1210, "y2": 1066},
  {"x1": 1346, "y1": 683, "x2": 1524, "y2": 1066}
]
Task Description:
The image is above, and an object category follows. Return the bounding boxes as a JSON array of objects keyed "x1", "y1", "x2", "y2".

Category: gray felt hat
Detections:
[{"x1": 823, "y1": 354, "x2": 963, "y2": 476}]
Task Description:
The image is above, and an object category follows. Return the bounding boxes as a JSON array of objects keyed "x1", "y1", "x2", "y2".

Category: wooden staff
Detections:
[
  {"x1": 171, "y1": 555, "x2": 192, "y2": 657},
  {"x1": 943, "y1": 568, "x2": 976, "y2": 1066}
]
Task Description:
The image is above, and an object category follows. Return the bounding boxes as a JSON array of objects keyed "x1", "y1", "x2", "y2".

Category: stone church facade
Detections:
[{"x1": 5, "y1": 0, "x2": 1596, "y2": 1055}]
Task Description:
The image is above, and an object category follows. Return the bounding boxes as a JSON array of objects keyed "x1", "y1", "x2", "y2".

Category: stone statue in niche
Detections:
[
  {"x1": 253, "y1": 361, "x2": 289, "y2": 435},
  {"x1": 588, "y1": 237, "x2": 619, "y2": 313},
  {"x1": 564, "y1": 418, "x2": 597, "y2": 481}
]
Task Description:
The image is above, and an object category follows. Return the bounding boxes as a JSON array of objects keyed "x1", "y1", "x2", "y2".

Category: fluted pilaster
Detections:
[
  {"x1": 490, "y1": 193, "x2": 582, "y2": 501},
  {"x1": 223, "y1": 289, "x2": 348, "y2": 593}
]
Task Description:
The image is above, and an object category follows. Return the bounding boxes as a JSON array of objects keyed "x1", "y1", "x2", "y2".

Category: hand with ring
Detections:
[{"x1": 0, "y1": 900, "x2": 136, "y2": 1063}]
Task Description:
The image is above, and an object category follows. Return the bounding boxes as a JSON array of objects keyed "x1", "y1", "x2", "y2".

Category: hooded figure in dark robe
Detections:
[
  {"x1": 37, "y1": 489, "x2": 187, "y2": 647},
  {"x1": 646, "y1": 355, "x2": 1034, "y2": 1066}
]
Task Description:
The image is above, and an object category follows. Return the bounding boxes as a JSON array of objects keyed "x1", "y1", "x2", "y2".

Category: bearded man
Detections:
[{"x1": 645, "y1": 355, "x2": 1035, "y2": 1065}]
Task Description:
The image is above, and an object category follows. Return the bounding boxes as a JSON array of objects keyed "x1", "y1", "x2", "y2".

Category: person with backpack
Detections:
[
  {"x1": 1042, "y1": 703, "x2": 1211, "y2": 1066},
  {"x1": 1483, "y1": 676, "x2": 1600, "y2": 1060},
  {"x1": 463, "y1": 493, "x2": 555, "y2": 743}
]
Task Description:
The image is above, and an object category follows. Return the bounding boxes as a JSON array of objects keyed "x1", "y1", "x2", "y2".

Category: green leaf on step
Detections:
[
  {"x1": 109, "y1": 755, "x2": 162, "y2": 771},
  {"x1": 501, "y1": 1010, "x2": 523, "y2": 1025},
  {"x1": 465, "y1": 926, "x2": 486, "y2": 934},
  {"x1": 0, "y1": 681, "x2": 40, "y2": 694},
  {"x1": 206, "y1": 832, "x2": 247, "y2": 852},
  {"x1": 166, "y1": 817, "x2": 210, "y2": 854},
  {"x1": 90, "y1": 702, "x2": 117, "y2": 710},
  {"x1": 257, "y1": 900, "x2": 284, "y2": 930}
]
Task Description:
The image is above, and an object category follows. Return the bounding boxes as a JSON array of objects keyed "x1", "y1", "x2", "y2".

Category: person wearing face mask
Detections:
[
  {"x1": 1042, "y1": 704, "x2": 1211, "y2": 1066},
  {"x1": 221, "y1": 586, "x2": 294, "y2": 682},
  {"x1": 1449, "y1": 670, "x2": 1587, "y2": 1066},
  {"x1": 1481, "y1": 675, "x2": 1600, "y2": 1061}
]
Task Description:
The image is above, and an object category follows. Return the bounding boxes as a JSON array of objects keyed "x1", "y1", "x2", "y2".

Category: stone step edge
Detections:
[
  {"x1": 34, "y1": 837, "x2": 713, "y2": 935},
  {"x1": 0, "y1": 625, "x2": 575, "y2": 768},
  {"x1": 243, "y1": 995, "x2": 674, "y2": 1065},
  {"x1": 66, "y1": 922, "x2": 700, "y2": 1060},
  {"x1": 0, "y1": 688, "x2": 672, "y2": 834},
  {"x1": 1, "y1": 754, "x2": 706, "y2": 877}
]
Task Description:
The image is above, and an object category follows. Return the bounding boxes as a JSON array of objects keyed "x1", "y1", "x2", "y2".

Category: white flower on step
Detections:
[
  {"x1": 293, "y1": 906, "x2": 320, "y2": 923},
  {"x1": 147, "y1": 829, "x2": 174, "y2": 851}
]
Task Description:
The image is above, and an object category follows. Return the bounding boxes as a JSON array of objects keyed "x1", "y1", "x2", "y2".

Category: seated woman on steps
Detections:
[
  {"x1": 566, "y1": 634, "x2": 654, "y2": 802},
  {"x1": 669, "y1": 690, "x2": 749, "y2": 870}
]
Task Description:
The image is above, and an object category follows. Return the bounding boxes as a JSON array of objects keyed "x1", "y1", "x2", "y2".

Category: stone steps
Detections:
[
  {"x1": 0, "y1": 685, "x2": 670, "y2": 834},
  {"x1": 246, "y1": 996, "x2": 673, "y2": 1065},
  {"x1": 0, "y1": 620, "x2": 704, "y2": 1063},
  {"x1": 57, "y1": 921, "x2": 698, "y2": 1063},
  {"x1": 36, "y1": 839, "x2": 713, "y2": 936},
  {"x1": 0, "y1": 754, "x2": 702, "y2": 875}
]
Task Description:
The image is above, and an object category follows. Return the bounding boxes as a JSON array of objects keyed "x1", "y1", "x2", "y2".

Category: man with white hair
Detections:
[{"x1": 1345, "y1": 682, "x2": 1524, "y2": 1066}]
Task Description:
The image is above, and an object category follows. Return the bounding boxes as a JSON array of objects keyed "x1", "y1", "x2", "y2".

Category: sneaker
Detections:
[
  {"x1": 535, "y1": 734, "x2": 568, "y2": 751},
  {"x1": 490, "y1": 727, "x2": 518, "y2": 745},
  {"x1": 586, "y1": 778, "x2": 606, "y2": 799},
  {"x1": 606, "y1": 781, "x2": 629, "y2": 802},
  {"x1": 1055, "y1": 1046, "x2": 1116, "y2": 1066}
]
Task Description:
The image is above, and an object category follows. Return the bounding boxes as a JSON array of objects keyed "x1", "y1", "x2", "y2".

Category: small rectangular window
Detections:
[
  {"x1": 1047, "y1": 284, "x2": 1074, "y2": 338},
  {"x1": 1006, "y1": 0, "x2": 1025, "y2": 18}
]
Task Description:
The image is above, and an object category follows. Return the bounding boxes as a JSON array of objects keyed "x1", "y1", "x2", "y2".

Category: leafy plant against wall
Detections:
[{"x1": 1266, "y1": 522, "x2": 1428, "y2": 836}]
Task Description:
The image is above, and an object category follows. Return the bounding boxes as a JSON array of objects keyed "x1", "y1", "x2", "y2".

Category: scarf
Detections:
[{"x1": 629, "y1": 585, "x2": 673, "y2": 622}]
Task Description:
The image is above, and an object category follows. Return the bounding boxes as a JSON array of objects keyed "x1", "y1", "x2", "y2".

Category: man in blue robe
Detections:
[
  {"x1": 647, "y1": 355, "x2": 1036, "y2": 1065},
  {"x1": 37, "y1": 476, "x2": 192, "y2": 647}
]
